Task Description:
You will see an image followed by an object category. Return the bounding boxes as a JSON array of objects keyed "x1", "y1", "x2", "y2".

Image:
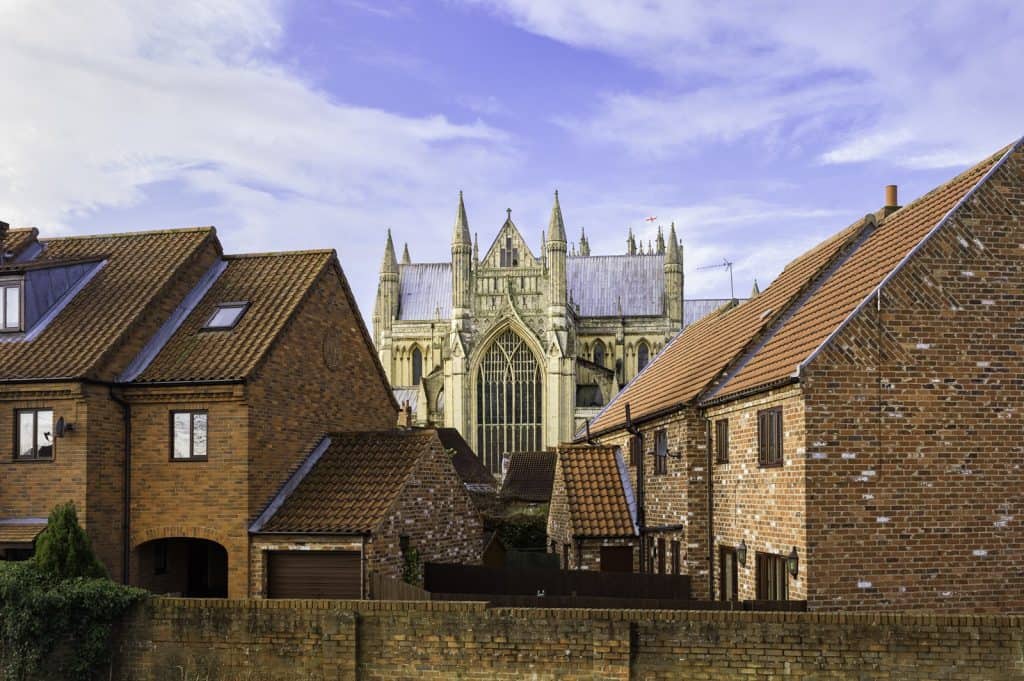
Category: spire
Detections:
[
  {"x1": 666, "y1": 222, "x2": 680, "y2": 264},
  {"x1": 382, "y1": 228, "x2": 398, "y2": 273},
  {"x1": 750, "y1": 279, "x2": 761, "y2": 298},
  {"x1": 579, "y1": 227, "x2": 590, "y2": 256},
  {"x1": 547, "y1": 190, "x2": 566, "y2": 242},
  {"x1": 627, "y1": 228, "x2": 637, "y2": 255},
  {"x1": 452, "y1": 190, "x2": 471, "y2": 245},
  {"x1": 656, "y1": 225, "x2": 665, "y2": 254},
  {"x1": 473, "y1": 232, "x2": 479, "y2": 267},
  {"x1": 401, "y1": 242, "x2": 411, "y2": 265}
]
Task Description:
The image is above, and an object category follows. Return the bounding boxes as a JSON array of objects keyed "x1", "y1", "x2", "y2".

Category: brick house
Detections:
[
  {"x1": 249, "y1": 429, "x2": 482, "y2": 598},
  {"x1": 580, "y1": 138, "x2": 1024, "y2": 611},
  {"x1": 547, "y1": 444, "x2": 638, "y2": 572},
  {"x1": 0, "y1": 224, "x2": 477, "y2": 598}
]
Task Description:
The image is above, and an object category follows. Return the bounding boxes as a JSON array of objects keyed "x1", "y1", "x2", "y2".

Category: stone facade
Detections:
[
  {"x1": 113, "y1": 598, "x2": 1024, "y2": 680},
  {"x1": 374, "y1": 192, "x2": 730, "y2": 474}
]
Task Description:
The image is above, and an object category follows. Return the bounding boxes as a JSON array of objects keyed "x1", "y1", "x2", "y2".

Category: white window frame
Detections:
[{"x1": 1, "y1": 277, "x2": 23, "y2": 333}]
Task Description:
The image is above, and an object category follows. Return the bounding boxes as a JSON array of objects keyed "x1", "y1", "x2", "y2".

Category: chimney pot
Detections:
[{"x1": 885, "y1": 184, "x2": 898, "y2": 208}]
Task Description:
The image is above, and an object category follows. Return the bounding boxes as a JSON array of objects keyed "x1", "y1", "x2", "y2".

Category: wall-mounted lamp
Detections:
[
  {"x1": 736, "y1": 539, "x2": 747, "y2": 567},
  {"x1": 787, "y1": 546, "x2": 799, "y2": 578},
  {"x1": 55, "y1": 417, "x2": 74, "y2": 438}
]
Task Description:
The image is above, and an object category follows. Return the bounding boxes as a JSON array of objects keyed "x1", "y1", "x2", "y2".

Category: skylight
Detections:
[{"x1": 204, "y1": 302, "x2": 249, "y2": 330}]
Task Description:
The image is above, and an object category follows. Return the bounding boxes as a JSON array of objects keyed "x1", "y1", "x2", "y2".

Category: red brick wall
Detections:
[
  {"x1": 704, "y1": 385, "x2": 807, "y2": 602},
  {"x1": 594, "y1": 410, "x2": 707, "y2": 593},
  {"x1": 801, "y1": 151, "x2": 1024, "y2": 611},
  {"x1": 365, "y1": 431, "x2": 482, "y2": 580},
  {"x1": 247, "y1": 263, "x2": 398, "y2": 524},
  {"x1": 125, "y1": 384, "x2": 250, "y2": 597}
]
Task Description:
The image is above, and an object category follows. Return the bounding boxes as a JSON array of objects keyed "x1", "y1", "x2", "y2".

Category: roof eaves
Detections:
[
  {"x1": 796, "y1": 137, "x2": 1023, "y2": 379},
  {"x1": 249, "y1": 435, "x2": 332, "y2": 533}
]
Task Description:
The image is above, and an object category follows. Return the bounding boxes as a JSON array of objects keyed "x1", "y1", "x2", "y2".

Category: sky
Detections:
[{"x1": 1, "y1": 1, "x2": 1022, "y2": 322}]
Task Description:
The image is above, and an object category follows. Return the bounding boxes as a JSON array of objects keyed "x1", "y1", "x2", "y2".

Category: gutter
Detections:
[{"x1": 108, "y1": 387, "x2": 131, "y2": 587}]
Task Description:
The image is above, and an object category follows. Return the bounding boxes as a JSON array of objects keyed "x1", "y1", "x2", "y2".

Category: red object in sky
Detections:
[{"x1": 645, "y1": 216, "x2": 657, "y2": 222}]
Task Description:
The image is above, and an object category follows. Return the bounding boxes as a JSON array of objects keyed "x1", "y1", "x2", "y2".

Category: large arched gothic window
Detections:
[
  {"x1": 476, "y1": 329, "x2": 543, "y2": 474},
  {"x1": 593, "y1": 339, "x2": 606, "y2": 368},
  {"x1": 411, "y1": 347, "x2": 423, "y2": 385},
  {"x1": 637, "y1": 341, "x2": 650, "y2": 372}
]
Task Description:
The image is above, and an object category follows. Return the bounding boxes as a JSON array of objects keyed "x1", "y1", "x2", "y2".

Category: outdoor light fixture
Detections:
[
  {"x1": 787, "y1": 546, "x2": 799, "y2": 578},
  {"x1": 736, "y1": 539, "x2": 747, "y2": 566}
]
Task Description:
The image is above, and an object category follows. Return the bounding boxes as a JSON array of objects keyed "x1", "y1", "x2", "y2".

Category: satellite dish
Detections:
[{"x1": 55, "y1": 417, "x2": 72, "y2": 438}]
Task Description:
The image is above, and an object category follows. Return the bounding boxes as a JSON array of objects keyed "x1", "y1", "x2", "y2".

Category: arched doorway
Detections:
[
  {"x1": 476, "y1": 329, "x2": 543, "y2": 474},
  {"x1": 134, "y1": 538, "x2": 228, "y2": 597}
]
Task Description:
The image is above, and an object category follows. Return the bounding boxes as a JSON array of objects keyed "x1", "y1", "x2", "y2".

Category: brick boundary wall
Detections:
[{"x1": 112, "y1": 598, "x2": 1024, "y2": 680}]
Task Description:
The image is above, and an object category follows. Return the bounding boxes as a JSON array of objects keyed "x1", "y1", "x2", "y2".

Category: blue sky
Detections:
[{"x1": 1, "y1": 1, "x2": 1022, "y2": 320}]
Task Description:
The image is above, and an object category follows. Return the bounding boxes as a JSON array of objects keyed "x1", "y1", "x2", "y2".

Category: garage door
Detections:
[{"x1": 266, "y1": 551, "x2": 361, "y2": 599}]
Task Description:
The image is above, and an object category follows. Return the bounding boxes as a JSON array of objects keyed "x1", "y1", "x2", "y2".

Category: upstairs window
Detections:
[
  {"x1": 15, "y1": 409, "x2": 54, "y2": 460},
  {"x1": 171, "y1": 411, "x2": 208, "y2": 460},
  {"x1": 637, "y1": 342, "x2": 650, "y2": 372},
  {"x1": 1, "y1": 279, "x2": 22, "y2": 332},
  {"x1": 715, "y1": 419, "x2": 729, "y2": 463},
  {"x1": 203, "y1": 302, "x2": 249, "y2": 330},
  {"x1": 758, "y1": 407, "x2": 783, "y2": 467},
  {"x1": 629, "y1": 434, "x2": 642, "y2": 467},
  {"x1": 653, "y1": 429, "x2": 668, "y2": 475}
]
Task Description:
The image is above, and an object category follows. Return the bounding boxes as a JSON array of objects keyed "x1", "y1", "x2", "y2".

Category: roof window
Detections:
[
  {"x1": 203, "y1": 302, "x2": 249, "y2": 330},
  {"x1": 1, "y1": 278, "x2": 22, "y2": 332}
]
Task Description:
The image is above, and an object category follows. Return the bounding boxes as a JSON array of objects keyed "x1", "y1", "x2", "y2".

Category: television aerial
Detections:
[{"x1": 696, "y1": 258, "x2": 735, "y2": 299}]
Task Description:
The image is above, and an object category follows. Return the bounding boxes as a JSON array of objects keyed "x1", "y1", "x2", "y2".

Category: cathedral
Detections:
[{"x1": 373, "y1": 192, "x2": 731, "y2": 474}]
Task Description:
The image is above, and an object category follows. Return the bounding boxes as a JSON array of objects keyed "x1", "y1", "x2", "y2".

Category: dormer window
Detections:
[
  {"x1": 203, "y1": 302, "x2": 249, "y2": 330},
  {"x1": 1, "y1": 278, "x2": 22, "y2": 332}
]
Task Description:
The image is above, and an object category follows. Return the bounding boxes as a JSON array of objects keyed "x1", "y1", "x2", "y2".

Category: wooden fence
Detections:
[{"x1": 367, "y1": 571, "x2": 430, "y2": 601}]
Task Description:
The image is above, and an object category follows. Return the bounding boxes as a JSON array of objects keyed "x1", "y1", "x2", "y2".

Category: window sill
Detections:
[
  {"x1": 169, "y1": 457, "x2": 209, "y2": 463},
  {"x1": 758, "y1": 461, "x2": 784, "y2": 469},
  {"x1": 11, "y1": 457, "x2": 54, "y2": 463}
]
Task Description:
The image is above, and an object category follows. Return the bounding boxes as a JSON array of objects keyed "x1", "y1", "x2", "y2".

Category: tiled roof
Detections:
[
  {"x1": 3, "y1": 228, "x2": 39, "y2": 260},
  {"x1": 260, "y1": 429, "x2": 437, "y2": 534},
  {"x1": 436, "y1": 427, "x2": 496, "y2": 488},
  {"x1": 710, "y1": 144, "x2": 1011, "y2": 401},
  {"x1": 0, "y1": 518, "x2": 47, "y2": 545},
  {"x1": 500, "y1": 451, "x2": 555, "y2": 502},
  {"x1": 0, "y1": 228, "x2": 216, "y2": 380},
  {"x1": 567, "y1": 255, "x2": 664, "y2": 316},
  {"x1": 557, "y1": 445, "x2": 635, "y2": 538},
  {"x1": 398, "y1": 263, "x2": 451, "y2": 320},
  {"x1": 587, "y1": 215, "x2": 870, "y2": 435},
  {"x1": 133, "y1": 251, "x2": 333, "y2": 382}
]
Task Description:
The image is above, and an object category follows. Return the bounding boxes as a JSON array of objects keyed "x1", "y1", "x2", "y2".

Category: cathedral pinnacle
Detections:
[
  {"x1": 401, "y1": 242, "x2": 411, "y2": 265},
  {"x1": 381, "y1": 228, "x2": 398, "y2": 273},
  {"x1": 579, "y1": 226, "x2": 590, "y2": 256},
  {"x1": 547, "y1": 190, "x2": 566, "y2": 243},
  {"x1": 453, "y1": 191, "x2": 471, "y2": 245},
  {"x1": 666, "y1": 222, "x2": 680, "y2": 265},
  {"x1": 656, "y1": 225, "x2": 665, "y2": 255}
]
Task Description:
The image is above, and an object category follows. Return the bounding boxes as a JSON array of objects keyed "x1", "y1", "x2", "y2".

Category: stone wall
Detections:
[{"x1": 113, "y1": 598, "x2": 1024, "y2": 680}]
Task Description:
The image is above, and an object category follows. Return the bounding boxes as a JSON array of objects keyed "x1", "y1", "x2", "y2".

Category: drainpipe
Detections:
[
  {"x1": 705, "y1": 418, "x2": 714, "y2": 601},
  {"x1": 625, "y1": 403, "x2": 645, "y2": 573},
  {"x1": 110, "y1": 387, "x2": 131, "y2": 587}
]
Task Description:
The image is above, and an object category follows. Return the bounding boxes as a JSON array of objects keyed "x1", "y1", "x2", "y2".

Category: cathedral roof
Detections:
[
  {"x1": 397, "y1": 262, "x2": 452, "y2": 320},
  {"x1": 566, "y1": 254, "x2": 665, "y2": 317}
]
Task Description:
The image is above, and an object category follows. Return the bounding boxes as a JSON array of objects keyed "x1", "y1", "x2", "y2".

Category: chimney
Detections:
[
  {"x1": 876, "y1": 184, "x2": 901, "y2": 220},
  {"x1": 397, "y1": 400, "x2": 413, "y2": 429}
]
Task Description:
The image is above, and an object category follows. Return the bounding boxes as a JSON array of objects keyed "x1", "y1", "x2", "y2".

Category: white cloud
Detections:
[
  {"x1": 467, "y1": 0, "x2": 1024, "y2": 167},
  {"x1": 0, "y1": 0, "x2": 516, "y2": 316}
]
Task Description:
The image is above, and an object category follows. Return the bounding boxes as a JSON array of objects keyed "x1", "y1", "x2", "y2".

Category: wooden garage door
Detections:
[{"x1": 266, "y1": 551, "x2": 361, "y2": 599}]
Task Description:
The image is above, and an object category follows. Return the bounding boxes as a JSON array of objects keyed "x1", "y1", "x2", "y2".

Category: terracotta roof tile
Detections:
[
  {"x1": 0, "y1": 520, "x2": 47, "y2": 544},
  {"x1": 0, "y1": 228, "x2": 215, "y2": 380},
  {"x1": 500, "y1": 451, "x2": 555, "y2": 502},
  {"x1": 436, "y1": 428, "x2": 496, "y2": 488},
  {"x1": 260, "y1": 430, "x2": 437, "y2": 534},
  {"x1": 587, "y1": 214, "x2": 870, "y2": 435},
  {"x1": 134, "y1": 250, "x2": 333, "y2": 382},
  {"x1": 711, "y1": 144, "x2": 1010, "y2": 400},
  {"x1": 557, "y1": 445, "x2": 635, "y2": 537}
]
